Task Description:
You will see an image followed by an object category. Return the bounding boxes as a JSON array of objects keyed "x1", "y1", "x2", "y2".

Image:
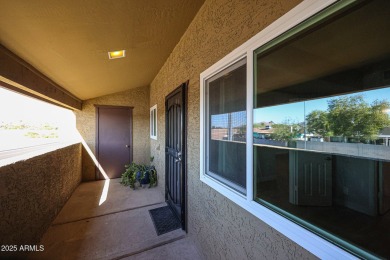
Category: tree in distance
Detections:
[{"x1": 306, "y1": 95, "x2": 390, "y2": 142}]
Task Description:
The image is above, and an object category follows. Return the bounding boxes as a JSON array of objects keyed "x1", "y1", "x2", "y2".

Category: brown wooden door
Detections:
[
  {"x1": 96, "y1": 106, "x2": 133, "y2": 179},
  {"x1": 165, "y1": 82, "x2": 187, "y2": 229}
]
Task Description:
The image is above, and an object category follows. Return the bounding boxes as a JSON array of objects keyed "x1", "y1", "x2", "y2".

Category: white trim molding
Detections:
[
  {"x1": 199, "y1": 0, "x2": 364, "y2": 259},
  {"x1": 150, "y1": 104, "x2": 157, "y2": 140}
]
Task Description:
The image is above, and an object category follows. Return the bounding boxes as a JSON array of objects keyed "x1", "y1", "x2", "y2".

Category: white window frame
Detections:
[
  {"x1": 150, "y1": 104, "x2": 157, "y2": 140},
  {"x1": 205, "y1": 58, "x2": 247, "y2": 195},
  {"x1": 200, "y1": 0, "x2": 362, "y2": 259}
]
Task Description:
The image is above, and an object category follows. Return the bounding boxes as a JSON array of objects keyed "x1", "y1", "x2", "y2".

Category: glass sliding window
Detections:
[
  {"x1": 150, "y1": 105, "x2": 157, "y2": 139},
  {"x1": 253, "y1": 0, "x2": 390, "y2": 258},
  {"x1": 206, "y1": 58, "x2": 247, "y2": 194}
]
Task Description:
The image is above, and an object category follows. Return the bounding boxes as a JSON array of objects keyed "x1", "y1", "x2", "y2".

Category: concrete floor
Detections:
[{"x1": 29, "y1": 179, "x2": 204, "y2": 260}]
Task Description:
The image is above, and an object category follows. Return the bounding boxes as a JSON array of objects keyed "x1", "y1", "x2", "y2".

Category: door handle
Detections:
[
  {"x1": 175, "y1": 152, "x2": 182, "y2": 163},
  {"x1": 125, "y1": 145, "x2": 130, "y2": 148}
]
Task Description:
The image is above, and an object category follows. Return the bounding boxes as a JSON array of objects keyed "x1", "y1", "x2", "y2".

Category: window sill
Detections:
[{"x1": 200, "y1": 172, "x2": 358, "y2": 259}]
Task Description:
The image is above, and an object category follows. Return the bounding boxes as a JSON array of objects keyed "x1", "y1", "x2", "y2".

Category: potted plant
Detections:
[{"x1": 120, "y1": 157, "x2": 157, "y2": 189}]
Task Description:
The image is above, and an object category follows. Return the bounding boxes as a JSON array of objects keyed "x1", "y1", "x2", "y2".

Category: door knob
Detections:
[
  {"x1": 125, "y1": 145, "x2": 130, "y2": 148},
  {"x1": 175, "y1": 151, "x2": 182, "y2": 163}
]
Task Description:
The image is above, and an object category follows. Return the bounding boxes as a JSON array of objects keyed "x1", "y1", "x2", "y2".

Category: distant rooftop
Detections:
[{"x1": 379, "y1": 127, "x2": 390, "y2": 136}]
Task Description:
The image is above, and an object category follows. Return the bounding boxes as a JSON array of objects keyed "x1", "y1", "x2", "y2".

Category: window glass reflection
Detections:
[
  {"x1": 252, "y1": 0, "x2": 390, "y2": 257},
  {"x1": 254, "y1": 88, "x2": 390, "y2": 160},
  {"x1": 254, "y1": 102, "x2": 304, "y2": 147},
  {"x1": 206, "y1": 59, "x2": 247, "y2": 193},
  {"x1": 254, "y1": 87, "x2": 390, "y2": 257},
  {"x1": 211, "y1": 111, "x2": 246, "y2": 142}
]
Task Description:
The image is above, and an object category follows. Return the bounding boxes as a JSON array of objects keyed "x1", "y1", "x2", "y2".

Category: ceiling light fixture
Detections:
[{"x1": 108, "y1": 50, "x2": 126, "y2": 59}]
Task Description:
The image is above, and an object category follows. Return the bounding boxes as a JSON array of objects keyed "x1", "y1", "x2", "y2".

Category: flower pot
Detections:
[
  {"x1": 135, "y1": 171, "x2": 150, "y2": 185},
  {"x1": 140, "y1": 171, "x2": 150, "y2": 185}
]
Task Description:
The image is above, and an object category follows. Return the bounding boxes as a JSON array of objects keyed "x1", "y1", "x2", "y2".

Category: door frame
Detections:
[
  {"x1": 95, "y1": 105, "x2": 134, "y2": 180},
  {"x1": 165, "y1": 81, "x2": 188, "y2": 231}
]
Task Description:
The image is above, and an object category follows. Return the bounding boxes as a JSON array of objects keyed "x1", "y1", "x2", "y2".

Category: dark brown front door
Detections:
[
  {"x1": 96, "y1": 105, "x2": 133, "y2": 179},
  {"x1": 165, "y1": 82, "x2": 187, "y2": 229}
]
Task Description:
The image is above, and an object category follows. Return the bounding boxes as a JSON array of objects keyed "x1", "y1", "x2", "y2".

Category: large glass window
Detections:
[
  {"x1": 254, "y1": 0, "x2": 390, "y2": 258},
  {"x1": 206, "y1": 59, "x2": 247, "y2": 194}
]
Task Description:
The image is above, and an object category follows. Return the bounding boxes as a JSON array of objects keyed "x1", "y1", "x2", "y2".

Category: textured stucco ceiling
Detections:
[{"x1": 0, "y1": 0, "x2": 205, "y2": 100}]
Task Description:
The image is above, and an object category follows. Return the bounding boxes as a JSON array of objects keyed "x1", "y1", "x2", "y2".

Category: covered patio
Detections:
[
  {"x1": 1, "y1": 0, "x2": 389, "y2": 259},
  {"x1": 30, "y1": 179, "x2": 201, "y2": 259}
]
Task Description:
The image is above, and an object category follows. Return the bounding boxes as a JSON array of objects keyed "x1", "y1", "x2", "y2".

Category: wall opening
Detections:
[{"x1": 0, "y1": 86, "x2": 78, "y2": 158}]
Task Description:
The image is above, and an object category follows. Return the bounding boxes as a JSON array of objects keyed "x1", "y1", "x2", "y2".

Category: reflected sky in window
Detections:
[{"x1": 254, "y1": 87, "x2": 390, "y2": 124}]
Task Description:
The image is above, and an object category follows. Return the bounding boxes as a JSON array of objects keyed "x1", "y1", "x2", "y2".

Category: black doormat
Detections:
[{"x1": 149, "y1": 206, "x2": 181, "y2": 236}]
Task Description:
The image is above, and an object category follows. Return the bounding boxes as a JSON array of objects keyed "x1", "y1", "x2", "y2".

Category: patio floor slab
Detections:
[
  {"x1": 53, "y1": 179, "x2": 165, "y2": 225},
  {"x1": 29, "y1": 179, "x2": 203, "y2": 260}
]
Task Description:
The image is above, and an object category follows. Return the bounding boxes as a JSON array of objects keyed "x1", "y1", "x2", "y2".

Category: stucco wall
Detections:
[
  {"x1": 150, "y1": 0, "x2": 316, "y2": 259},
  {"x1": 0, "y1": 144, "x2": 82, "y2": 257},
  {"x1": 75, "y1": 86, "x2": 150, "y2": 181}
]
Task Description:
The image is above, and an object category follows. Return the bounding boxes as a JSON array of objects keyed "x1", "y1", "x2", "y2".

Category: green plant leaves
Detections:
[{"x1": 120, "y1": 162, "x2": 157, "y2": 189}]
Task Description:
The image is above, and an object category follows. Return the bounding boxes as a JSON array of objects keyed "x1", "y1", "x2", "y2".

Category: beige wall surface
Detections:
[
  {"x1": 150, "y1": 0, "x2": 316, "y2": 259},
  {"x1": 0, "y1": 144, "x2": 82, "y2": 258},
  {"x1": 75, "y1": 86, "x2": 150, "y2": 181}
]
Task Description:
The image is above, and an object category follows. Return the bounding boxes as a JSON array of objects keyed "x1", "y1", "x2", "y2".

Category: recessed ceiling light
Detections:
[{"x1": 108, "y1": 50, "x2": 126, "y2": 59}]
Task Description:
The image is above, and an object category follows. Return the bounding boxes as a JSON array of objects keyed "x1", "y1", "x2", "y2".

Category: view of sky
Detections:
[
  {"x1": 0, "y1": 87, "x2": 75, "y2": 125},
  {"x1": 254, "y1": 87, "x2": 390, "y2": 124},
  {"x1": 0, "y1": 87, "x2": 77, "y2": 150},
  {"x1": 211, "y1": 87, "x2": 390, "y2": 127}
]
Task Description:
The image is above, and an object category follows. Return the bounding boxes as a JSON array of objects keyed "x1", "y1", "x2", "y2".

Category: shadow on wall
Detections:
[
  {"x1": 82, "y1": 146, "x2": 96, "y2": 181},
  {"x1": 0, "y1": 144, "x2": 82, "y2": 258}
]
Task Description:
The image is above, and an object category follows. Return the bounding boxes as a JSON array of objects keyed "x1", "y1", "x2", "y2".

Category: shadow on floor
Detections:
[{"x1": 29, "y1": 179, "x2": 204, "y2": 260}]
